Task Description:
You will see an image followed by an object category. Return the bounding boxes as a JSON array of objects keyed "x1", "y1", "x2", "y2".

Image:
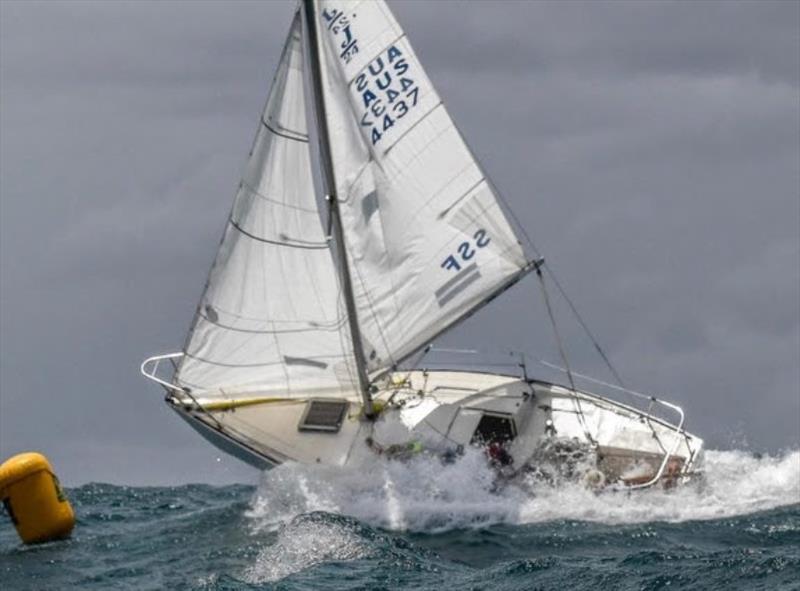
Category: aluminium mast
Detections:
[{"x1": 301, "y1": 0, "x2": 374, "y2": 417}]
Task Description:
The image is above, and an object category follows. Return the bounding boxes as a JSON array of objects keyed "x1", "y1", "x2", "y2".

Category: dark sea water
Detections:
[{"x1": 2, "y1": 449, "x2": 799, "y2": 590}]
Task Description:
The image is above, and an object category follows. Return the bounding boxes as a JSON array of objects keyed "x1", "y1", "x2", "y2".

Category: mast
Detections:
[{"x1": 301, "y1": 0, "x2": 374, "y2": 416}]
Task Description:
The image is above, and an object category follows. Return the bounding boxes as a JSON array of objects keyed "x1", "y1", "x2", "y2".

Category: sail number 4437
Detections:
[{"x1": 355, "y1": 45, "x2": 420, "y2": 146}]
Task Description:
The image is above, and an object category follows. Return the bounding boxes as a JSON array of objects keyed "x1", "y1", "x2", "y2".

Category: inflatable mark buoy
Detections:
[{"x1": 0, "y1": 452, "x2": 75, "y2": 544}]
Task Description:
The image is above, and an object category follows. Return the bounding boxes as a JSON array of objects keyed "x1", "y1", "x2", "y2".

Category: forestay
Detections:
[
  {"x1": 175, "y1": 12, "x2": 357, "y2": 398},
  {"x1": 313, "y1": 0, "x2": 531, "y2": 374}
]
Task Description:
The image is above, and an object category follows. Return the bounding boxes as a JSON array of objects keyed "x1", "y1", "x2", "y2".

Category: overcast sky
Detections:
[{"x1": 1, "y1": 0, "x2": 798, "y2": 485}]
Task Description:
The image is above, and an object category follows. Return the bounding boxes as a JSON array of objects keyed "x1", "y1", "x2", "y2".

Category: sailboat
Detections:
[{"x1": 142, "y1": 0, "x2": 703, "y2": 490}]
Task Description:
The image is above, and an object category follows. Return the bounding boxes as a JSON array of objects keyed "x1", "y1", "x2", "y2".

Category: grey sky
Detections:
[{"x1": 1, "y1": 0, "x2": 797, "y2": 485}]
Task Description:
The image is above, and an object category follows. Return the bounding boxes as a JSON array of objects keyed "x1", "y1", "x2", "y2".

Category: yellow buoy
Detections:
[{"x1": 0, "y1": 452, "x2": 74, "y2": 544}]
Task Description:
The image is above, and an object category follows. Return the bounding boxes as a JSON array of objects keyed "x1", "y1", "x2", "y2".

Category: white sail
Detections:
[
  {"x1": 312, "y1": 0, "x2": 531, "y2": 374},
  {"x1": 176, "y1": 12, "x2": 357, "y2": 398}
]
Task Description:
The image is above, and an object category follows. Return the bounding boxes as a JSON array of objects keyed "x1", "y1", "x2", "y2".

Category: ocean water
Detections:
[{"x1": 1, "y1": 449, "x2": 798, "y2": 590}]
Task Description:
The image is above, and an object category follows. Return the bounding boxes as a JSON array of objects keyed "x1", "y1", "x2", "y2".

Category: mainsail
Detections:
[
  {"x1": 311, "y1": 0, "x2": 532, "y2": 375},
  {"x1": 175, "y1": 12, "x2": 357, "y2": 398},
  {"x1": 176, "y1": 2, "x2": 533, "y2": 402}
]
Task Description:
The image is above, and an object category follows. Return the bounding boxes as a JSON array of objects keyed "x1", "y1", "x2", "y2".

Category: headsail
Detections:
[
  {"x1": 175, "y1": 12, "x2": 357, "y2": 398},
  {"x1": 311, "y1": 0, "x2": 532, "y2": 374}
]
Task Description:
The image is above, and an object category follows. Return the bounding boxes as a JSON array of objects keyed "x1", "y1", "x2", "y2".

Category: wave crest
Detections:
[{"x1": 246, "y1": 448, "x2": 800, "y2": 533}]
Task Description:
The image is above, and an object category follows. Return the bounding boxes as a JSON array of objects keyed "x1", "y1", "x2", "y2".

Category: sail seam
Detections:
[
  {"x1": 383, "y1": 155, "x2": 478, "y2": 241},
  {"x1": 198, "y1": 312, "x2": 347, "y2": 335},
  {"x1": 437, "y1": 176, "x2": 486, "y2": 219},
  {"x1": 261, "y1": 118, "x2": 309, "y2": 143},
  {"x1": 183, "y1": 351, "x2": 347, "y2": 369},
  {"x1": 199, "y1": 307, "x2": 346, "y2": 326},
  {"x1": 240, "y1": 181, "x2": 320, "y2": 214},
  {"x1": 270, "y1": 318, "x2": 292, "y2": 394},
  {"x1": 383, "y1": 101, "x2": 444, "y2": 157},
  {"x1": 229, "y1": 218, "x2": 329, "y2": 249},
  {"x1": 386, "y1": 169, "x2": 484, "y2": 257}
]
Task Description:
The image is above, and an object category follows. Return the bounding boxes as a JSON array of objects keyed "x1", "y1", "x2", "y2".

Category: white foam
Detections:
[
  {"x1": 514, "y1": 449, "x2": 800, "y2": 525},
  {"x1": 243, "y1": 515, "x2": 370, "y2": 583},
  {"x1": 246, "y1": 448, "x2": 800, "y2": 533}
]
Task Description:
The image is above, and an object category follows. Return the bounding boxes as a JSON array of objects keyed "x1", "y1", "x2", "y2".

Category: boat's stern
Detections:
[
  {"x1": 371, "y1": 370, "x2": 705, "y2": 490},
  {"x1": 531, "y1": 381, "x2": 705, "y2": 488}
]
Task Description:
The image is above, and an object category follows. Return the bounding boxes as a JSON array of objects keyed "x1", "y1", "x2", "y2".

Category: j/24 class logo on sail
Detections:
[
  {"x1": 323, "y1": 8, "x2": 359, "y2": 63},
  {"x1": 356, "y1": 45, "x2": 420, "y2": 146},
  {"x1": 441, "y1": 230, "x2": 491, "y2": 272}
]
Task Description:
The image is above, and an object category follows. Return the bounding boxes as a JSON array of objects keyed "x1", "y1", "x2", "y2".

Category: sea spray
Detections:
[
  {"x1": 246, "y1": 448, "x2": 800, "y2": 532},
  {"x1": 247, "y1": 446, "x2": 514, "y2": 532}
]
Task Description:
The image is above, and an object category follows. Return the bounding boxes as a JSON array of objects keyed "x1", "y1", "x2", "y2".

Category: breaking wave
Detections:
[{"x1": 247, "y1": 448, "x2": 800, "y2": 533}]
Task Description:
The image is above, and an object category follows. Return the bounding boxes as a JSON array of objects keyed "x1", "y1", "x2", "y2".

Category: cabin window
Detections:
[
  {"x1": 471, "y1": 413, "x2": 516, "y2": 445},
  {"x1": 298, "y1": 399, "x2": 348, "y2": 433}
]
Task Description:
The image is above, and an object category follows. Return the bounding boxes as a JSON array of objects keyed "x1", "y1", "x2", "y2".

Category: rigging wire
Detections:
[
  {"x1": 542, "y1": 265, "x2": 626, "y2": 389},
  {"x1": 484, "y1": 172, "x2": 627, "y2": 392},
  {"x1": 534, "y1": 263, "x2": 596, "y2": 446}
]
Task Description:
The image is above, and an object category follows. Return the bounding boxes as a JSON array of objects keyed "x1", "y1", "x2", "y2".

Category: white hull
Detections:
[{"x1": 163, "y1": 369, "x2": 703, "y2": 490}]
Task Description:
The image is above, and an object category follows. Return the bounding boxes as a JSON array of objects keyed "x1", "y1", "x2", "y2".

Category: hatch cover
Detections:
[{"x1": 298, "y1": 399, "x2": 348, "y2": 433}]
